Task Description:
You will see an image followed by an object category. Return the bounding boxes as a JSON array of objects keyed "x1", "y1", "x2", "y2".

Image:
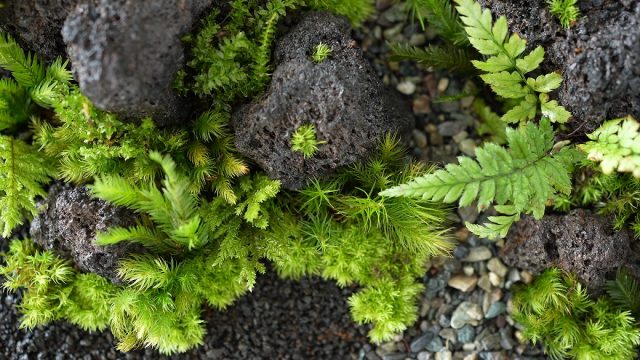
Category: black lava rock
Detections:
[
  {"x1": 232, "y1": 12, "x2": 413, "y2": 190},
  {"x1": 29, "y1": 184, "x2": 141, "y2": 284},
  {"x1": 500, "y1": 209, "x2": 634, "y2": 293},
  {"x1": 61, "y1": 0, "x2": 216, "y2": 126},
  {"x1": 0, "y1": 0, "x2": 77, "y2": 61},
  {"x1": 478, "y1": 0, "x2": 640, "y2": 135}
]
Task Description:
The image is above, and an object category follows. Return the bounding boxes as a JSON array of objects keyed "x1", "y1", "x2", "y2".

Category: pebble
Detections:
[
  {"x1": 457, "y1": 206, "x2": 479, "y2": 224},
  {"x1": 412, "y1": 95, "x2": 431, "y2": 114},
  {"x1": 439, "y1": 328, "x2": 457, "y2": 345},
  {"x1": 459, "y1": 139, "x2": 477, "y2": 156},
  {"x1": 417, "y1": 352, "x2": 432, "y2": 360},
  {"x1": 462, "y1": 247, "x2": 492, "y2": 262},
  {"x1": 448, "y1": 275, "x2": 478, "y2": 292},
  {"x1": 453, "y1": 245, "x2": 470, "y2": 259},
  {"x1": 435, "y1": 350, "x2": 452, "y2": 360},
  {"x1": 521, "y1": 270, "x2": 534, "y2": 284},
  {"x1": 409, "y1": 33, "x2": 427, "y2": 46},
  {"x1": 463, "y1": 354, "x2": 479, "y2": 360},
  {"x1": 457, "y1": 324, "x2": 476, "y2": 343},
  {"x1": 410, "y1": 333, "x2": 433, "y2": 353},
  {"x1": 382, "y1": 353, "x2": 407, "y2": 360},
  {"x1": 489, "y1": 272, "x2": 503, "y2": 287},
  {"x1": 413, "y1": 129, "x2": 428, "y2": 148},
  {"x1": 437, "y1": 121, "x2": 467, "y2": 137},
  {"x1": 479, "y1": 333, "x2": 502, "y2": 351},
  {"x1": 425, "y1": 336, "x2": 444, "y2": 352},
  {"x1": 463, "y1": 265, "x2": 475, "y2": 276},
  {"x1": 450, "y1": 302, "x2": 483, "y2": 329},
  {"x1": 486, "y1": 259, "x2": 508, "y2": 278},
  {"x1": 437, "y1": 78, "x2": 450, "y2": 93},
  {"x1": 477, "y1": 274, "x2": 492, "y2": 292},
  {"x1": 452, "y1": 131, "x2": 468, "y2": 143},
  {"x1": 485, "y1": 302, "x2": 506, "y2": 319},
  {"x1": 397, "y1": 80, "x2": 417, "y2": 95}
]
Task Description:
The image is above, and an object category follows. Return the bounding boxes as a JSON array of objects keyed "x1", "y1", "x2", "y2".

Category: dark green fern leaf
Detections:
[
  {"x1": 390, "y1": 43, "x2": 477, "y2": 73},
  {"x1": 606, "y1": 268, "x2": 640, "y2": 318}
]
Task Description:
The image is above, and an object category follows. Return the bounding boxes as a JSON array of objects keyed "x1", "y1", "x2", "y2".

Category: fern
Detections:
[
  {"x1": 474, "y1": 98, "x2": 507, "y2": 144},
  {"x1": 0, "y1": 33, "x2": 46, "y2": 88},
  {"x1": 547, "y1": 0, "x2": 580, "y2": 28},
  {"x1": 579, "y1": 116, "x2": 640, "y2": 178},
  {"x1": 389, "y1": 43, "x2": 477, "y2": 73},
  {"x1": 606, "y1": 268, "x2": 640, "y2": 318},
  {"x1": 403, "y1": 0, "x2": 468, "y2": 44},
  {"x1": 454, "y1": 0, "x2": 571, "y2": 124},
  {"x1": 0, "y1": 136, "x2": 54, "y2": 236},
  {"x1": 514, "y1": 268, "x2": 640, "y2": 360},
  {"x1": 380, "y1": 119, "x2": 581, "y2": 239}
]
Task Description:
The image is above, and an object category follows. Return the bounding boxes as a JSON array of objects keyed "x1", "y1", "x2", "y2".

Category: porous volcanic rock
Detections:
[
  {"x1": 0, "y1": 0, "x2": 77, "y2": 61},
  {"x1": 477, "y1": 0, "x2": 640, "y2": 135},
  {"x1": 29, "y1": 184, "x2": 141, "y2": 284},
  {"x1": 232, "y1": 11, "x2": 413, "y2": 190},
  {"x1": 62, "y1": 0, "x2": 217, "y2": 126},
  {"x1": 500, "y1": 209, "x2": 635, "y2": 293}
]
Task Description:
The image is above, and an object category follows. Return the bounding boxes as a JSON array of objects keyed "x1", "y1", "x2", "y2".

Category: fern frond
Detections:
[
  {"x1": 474, "y1": 98, "x2": 507, "y2": 144},
  {"x1": 580, "y1": 116, "x2": 640, "y2": 178},
  {"x1": 0, "y1": 33, "x2": 45, "y2": 88},
  {"x1": 390, "y1": 43, "x2": 477, "y2": 73},
  {"x1": 606, "y1": 268, "x2": 640, "y2": 317},
  {"x1": 404, "y1": 0, "x2": 468, "y2": 44},
  {"x1": 454, "y1": 0, "x2": 571, "y2": 124},
  {"x1": 380, "y1": 119, "x2": 580, "y2": 238}
]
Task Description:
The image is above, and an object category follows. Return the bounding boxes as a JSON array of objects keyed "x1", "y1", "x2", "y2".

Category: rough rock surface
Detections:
[
  {"x1": 29, "y1": 184, "x2": 141, "y2": 284},
  {"x1": 62, "y1": 0, "x2": 216, "y2": 126},
  {"x1": 232, "y1": 12, "x2": 413, "y2": 190},
  {"x1": 477, "y1": 0, "x2": 640, "y2": 135},
  {"x1": 0, "y1": 0, "x2": 77, "y2": 61},
  {"x1": 500, "y1": 209, "x2": 634, "y2": 293}
]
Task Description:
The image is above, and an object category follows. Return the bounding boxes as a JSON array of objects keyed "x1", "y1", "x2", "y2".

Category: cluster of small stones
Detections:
[{"x1": 356, "y1": 2, "x2": 546, "y2": 359}]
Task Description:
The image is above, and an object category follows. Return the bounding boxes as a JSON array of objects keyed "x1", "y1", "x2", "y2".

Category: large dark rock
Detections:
[
  {"x1": 62, "y1": 0, "x2": 216, "y2": 126},
  {"x1": 500, "y1": 209, "x2": 635, "y2": 293},
  {"x1": 477, "y1": 0, "x2": 640, "y2": 135},
  {"x1": 0, "y1": 0, "x2": 77, "y2": 61},
  {"x1": 29, "y1": 184, "x2": 141, "y2": 284},
  {"x1": 232, "y1": 12, "x2": 413, "y2": 190}
]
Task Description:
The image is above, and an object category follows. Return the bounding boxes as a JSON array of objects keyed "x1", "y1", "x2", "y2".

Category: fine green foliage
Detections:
[
  {"x1": 579, "y1": 116, "x2": 640, "y2": 178},
  {"x1": 404, "y1": 0, "x2": 468, "y2": 44},
  {"x1": 474, "y1": 98, "x2": 507, "y2": 144},
  {"x1": 0, "y1": 239, "x2": 115, "y2": 331},
  {"x1": 305, "y1": 0, "x2": 375, "y2": 26},
  {"x1": 0, "y1": 136, "x2": 54, "y2": 236},
  {"x1": 455, "y1": 0, "x2": 571, "y2": 124},
  {"x1": 380, "y1": 119, "x2": 581, "y2": 239},
  {"x1": 392, "y1": 0, "x2": 478, "y2": 73},
  {"x1": 514, "y1": 268, "x2": 640, "y2": 360},
  {"x1": 291, "y1": 124, "x2": 324, "y2": 158},
  {"x1": 90, "y1": 152, "x2": 280, "y2": 253},
  {"x1": 606, "y1": 268, "x2": 640, "y2": 318},
  {"x1": 547, "y1": 0, "x2": 580, "y2": 28},
  {"x1": 389, "y1": 42, "x2": 477, "y2": 73},
  {"x1": 311, "y1": 42, "x2": 332, "y2": 63},
  {"x1": 268, "y1": 135, "x2": 453, "y2": 341},
  {"x1": 176, "y1": 0, "x2": 298, "y2": 101}
]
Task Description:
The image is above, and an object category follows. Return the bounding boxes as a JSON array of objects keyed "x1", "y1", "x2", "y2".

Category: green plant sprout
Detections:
[
  {"x1": 312, "y1": 42, "x2": 332, "y2": 63},
  {"x1": 547, "y1": 0, "x2": 580, "y2": 28},
  {"x1": 291, "y1": 124, "x2": 325, "y2": 158}
]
